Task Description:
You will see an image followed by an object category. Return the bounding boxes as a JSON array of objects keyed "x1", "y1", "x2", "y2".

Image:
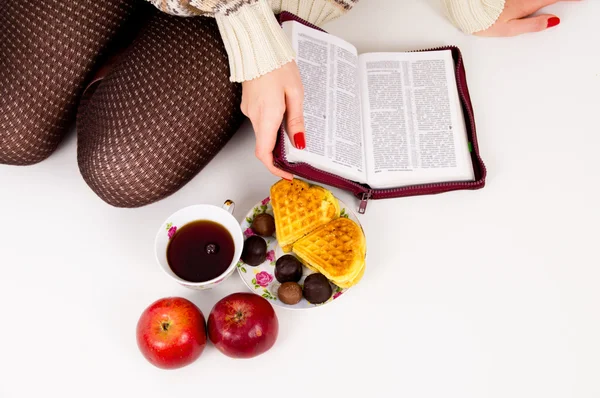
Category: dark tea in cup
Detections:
[
  {"x1": 156, "y1": 201, "x2": 243, "y2": 290},
  {"x1": 166, "y1": 220, "x2": 235, "y2": 283}
]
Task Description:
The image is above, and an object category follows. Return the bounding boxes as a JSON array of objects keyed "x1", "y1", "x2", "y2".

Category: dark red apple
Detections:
[
  {"x1": 207, "y1": 293, "x2": 278, "y2": 358},
  {"x1": 136, "y1": 297, "x2": 207, "y2": 369}
]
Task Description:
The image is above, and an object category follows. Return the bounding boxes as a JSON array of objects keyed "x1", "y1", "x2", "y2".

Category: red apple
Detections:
[
  {"x1": 207, "y1": 293, "x2": 278, "y2": 358},
  {"x1": 136, "y1": 297, "x2": 207, "y2": 369}
]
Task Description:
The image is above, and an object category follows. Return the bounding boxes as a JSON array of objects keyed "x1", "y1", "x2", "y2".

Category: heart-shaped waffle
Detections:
[
  {"x1": 270, "y1": 179, "x2": 340, "y2": 252},
  {"x1": 293, "y1": 218, "x2": 366, "y2": 288},
  {"x1": 292, "y1": 217, "x2": 366, "y2": 288}
]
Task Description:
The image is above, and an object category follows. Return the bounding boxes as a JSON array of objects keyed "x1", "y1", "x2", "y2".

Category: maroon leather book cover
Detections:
[{"x1": 273, "y1": 12, "x2": 487, "y2": 213}]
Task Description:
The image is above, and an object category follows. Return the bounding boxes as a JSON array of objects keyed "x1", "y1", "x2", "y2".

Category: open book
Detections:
[{"x1": 281, "y1": 21, "x2": 475, "y2": 189}]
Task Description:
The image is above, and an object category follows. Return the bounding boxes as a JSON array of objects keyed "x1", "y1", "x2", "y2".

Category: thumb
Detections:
[
  {"x1": 284, "y1": 89, "x2": 306, "y2": 150},
  {"x1": 507, "y1": 14, "x2": 560, "y2": 36}
]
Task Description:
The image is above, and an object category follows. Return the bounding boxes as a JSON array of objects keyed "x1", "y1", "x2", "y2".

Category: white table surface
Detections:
[{"x1": 1, "y1": 1, "x2": 599, "y2": 397}]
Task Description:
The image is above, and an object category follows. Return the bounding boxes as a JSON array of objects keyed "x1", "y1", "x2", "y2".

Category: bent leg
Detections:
[
  {"x1": 0, "y1": 0, "x2": 140, "y2": 165},
  {"x1": 76, "y1": 13, "x2": 244, "y2": 208}
]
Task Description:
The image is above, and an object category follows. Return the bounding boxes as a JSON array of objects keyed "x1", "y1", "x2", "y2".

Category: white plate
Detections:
[{"x1": 236, "y1": 196, "x2": 365, "y2": 310}]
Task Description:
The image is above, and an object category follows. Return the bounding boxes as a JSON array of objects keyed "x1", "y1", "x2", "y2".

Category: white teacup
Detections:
[{"x1": 154, "y1": 200, "x2": 243, "y2": 290}]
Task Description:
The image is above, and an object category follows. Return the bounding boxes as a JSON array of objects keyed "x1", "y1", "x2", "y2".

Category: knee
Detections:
[
  {"x1": 77, "y1": 142, "x2": 176, "y2": 208},
  {"x1": 0, "y1": 125, "x2": 59, "y2": 166}
]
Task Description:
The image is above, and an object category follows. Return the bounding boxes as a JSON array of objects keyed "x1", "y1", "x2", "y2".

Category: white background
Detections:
[{"x1": 1, "y1": 1, "x2": 599, "y2": 397}]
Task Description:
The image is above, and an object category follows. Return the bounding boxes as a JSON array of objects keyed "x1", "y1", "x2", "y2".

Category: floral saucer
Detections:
[{"x1": 236, "y1": 196, "x2": 364, "y2": 310}]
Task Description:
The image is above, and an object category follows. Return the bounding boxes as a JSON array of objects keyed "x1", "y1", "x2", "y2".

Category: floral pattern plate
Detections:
[{"x1": 236, "y1": 196, "x2": 364, "y2": 310}]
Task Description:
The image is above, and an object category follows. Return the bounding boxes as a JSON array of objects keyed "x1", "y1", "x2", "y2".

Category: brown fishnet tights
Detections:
[
  {"x1": 0, "y1": 0, "x2": 244, "y2": 208},
  {"x1": 0, "y1": 0, "x2": 141, "y2": 165}
]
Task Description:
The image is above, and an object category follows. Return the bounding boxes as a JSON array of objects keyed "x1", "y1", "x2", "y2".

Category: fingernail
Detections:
[
  {"x1": 293, "y1": 133, "x2": 306, "y2": 150},
  {"x1": 547, "y1": 17, "x2": 560, "y2": 28}
]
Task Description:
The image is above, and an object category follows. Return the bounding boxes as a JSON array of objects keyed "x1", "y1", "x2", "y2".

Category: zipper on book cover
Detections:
[
  {"x1": 364, "y1": 46, "x2": 485, "y2": 200},
  {"x1": 276, "y1": 127, "x2": 372, "y2": 212},
  {"x1": 354, "y1": 45, "x2": 488, "y2": 199},
  {"x1": 371, "y1": 180, "x2": 478, "y2": 200},
  {"x1": 274, "y1": 39, "x2": 486, "y2": 205},
  {"x1": 408, "y1": 45, "x2": 487, "y2": 178},
  {"x1": 358, "y1": 190, "x2": 373, "y2": 214}
]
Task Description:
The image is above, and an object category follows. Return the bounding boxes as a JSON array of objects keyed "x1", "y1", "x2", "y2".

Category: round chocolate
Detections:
[
  {"x1": 275, "y1": 255, "x2": 303, "y2": 283},
  {"x1": 277, "y1": 282, "x2": 303, "y2": 305},
  {"x1": 251, "y1": 213, "x2": 276, "y2": 237},
  {"x1": 241, "y1": 236, "x2": 267, "y2": 266},
  {"x1": 302, "y1": 273, "x2": 332, "y2": 304}
]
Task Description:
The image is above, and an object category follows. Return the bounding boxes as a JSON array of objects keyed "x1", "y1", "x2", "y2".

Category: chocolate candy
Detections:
[
  {"x1": 241, "y1": 236, "x2": 267, "y2": 266},
  {"x1": 275, "y1": 255, "x2": 303, "y2": 283},
  {"x1": 251, "y1": 213, "x2": 276, "y2": 237},
  {"x1": 302, "y1": 273, "x2": 332, "y2": 304},
  {"x1": 277, "y1": 282, "x2": 303, "y2": 305}
]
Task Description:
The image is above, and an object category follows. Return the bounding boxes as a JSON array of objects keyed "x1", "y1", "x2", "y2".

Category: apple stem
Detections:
[
  {"x1": 234, "y1": 311, "x2": 243, "y2": 322},
  {"x1": 161, "y1": 322, "x2": 170, "y2": 332}
]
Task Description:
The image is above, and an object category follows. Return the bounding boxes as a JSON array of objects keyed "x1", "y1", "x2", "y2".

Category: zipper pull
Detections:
[{"x1": 358, "y1": 191, "x2": 371, "y2": 214}]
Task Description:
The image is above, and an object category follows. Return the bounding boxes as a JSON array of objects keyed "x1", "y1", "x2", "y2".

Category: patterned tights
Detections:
[{"x1": 0, "y1": 0, "x2": 244, "y2": 207}]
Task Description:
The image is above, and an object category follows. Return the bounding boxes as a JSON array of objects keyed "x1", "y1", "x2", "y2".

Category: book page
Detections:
[
  {"x1": 359, "y1": 50, "x2": 475, "y2": 189},
  {"x1": 282, "y1": 21, "x2": 367, "y2": 184}
]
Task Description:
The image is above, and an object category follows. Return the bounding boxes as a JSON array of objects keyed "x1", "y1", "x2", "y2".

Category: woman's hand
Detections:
[
  {"x1": 476, "y1": 0, "x2": 580, "y2": 37},
  {"x1": 241, "y1": 61, "x2": 306, "y2": 180}
]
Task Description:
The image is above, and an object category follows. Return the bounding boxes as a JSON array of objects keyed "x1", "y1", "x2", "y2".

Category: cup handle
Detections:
[{"x1": 223, "y1": 200, "x2": 235, "y2": 214}]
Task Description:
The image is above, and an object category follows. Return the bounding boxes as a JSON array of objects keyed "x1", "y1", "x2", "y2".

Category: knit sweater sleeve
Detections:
[
  {"x1": 146, "y1": 0, "x2": 295, "y2": 83},
  {"x1": 443, "y1": 0, "x2": 506, "y2": 34},
  {"x1": 146, "y1": 0, "x2": 505, "y2": 83}
]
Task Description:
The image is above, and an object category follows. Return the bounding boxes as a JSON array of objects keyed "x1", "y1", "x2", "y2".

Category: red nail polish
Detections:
[
  {"x1": 547, "y1": 17, "x2": 560, "y2": 28},
  {"x1": 294, "y1": 133, "x2": 306, "y2": 150}
]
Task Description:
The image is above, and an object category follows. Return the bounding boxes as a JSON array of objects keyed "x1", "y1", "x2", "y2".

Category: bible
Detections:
[{"x1": 273, "y1": 13, "x2": 486, "y2": 213}]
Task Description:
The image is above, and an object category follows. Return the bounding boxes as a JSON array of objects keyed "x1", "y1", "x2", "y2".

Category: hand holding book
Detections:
[
  {"x1": 281, "y1": 20, "x2": 475, "y2": 189},
  {"x1": 273, "y1": 13, "x2": 487, "y2": 212},
  {"x1": 240, "y1": 54, "x2": 307, "y2": 181}
]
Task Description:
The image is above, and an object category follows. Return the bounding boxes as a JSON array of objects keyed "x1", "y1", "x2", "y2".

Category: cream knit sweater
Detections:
[{"x1": 147, "y1": 0, "x2": 505, "y2": 82}]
